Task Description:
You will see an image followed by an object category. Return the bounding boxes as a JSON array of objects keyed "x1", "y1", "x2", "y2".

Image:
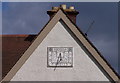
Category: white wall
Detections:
[{"x1": 11, "y1": 21, "x2": 109, "y2": 81}]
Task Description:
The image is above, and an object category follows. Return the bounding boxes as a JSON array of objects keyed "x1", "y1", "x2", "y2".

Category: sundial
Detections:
[{"x1": 47, "y1": 47, "x2": 73, "y2": 68}]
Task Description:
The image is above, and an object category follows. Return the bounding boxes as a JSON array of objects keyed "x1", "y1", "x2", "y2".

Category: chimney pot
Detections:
[
  {"x1": 60, "y1": 4, "x2": 66, "y2": 9},
  {"x1": 52, "y1": 7, "x2": 59, "y2": 10},
  {"x1": 69, "y1": 6, "x2": 74, "y2": 10}
]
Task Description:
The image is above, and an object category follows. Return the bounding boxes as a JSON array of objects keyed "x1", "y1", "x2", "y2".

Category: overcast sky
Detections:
[{"x1": 2, "y1": 2, "x2": 119, "y2": 75}]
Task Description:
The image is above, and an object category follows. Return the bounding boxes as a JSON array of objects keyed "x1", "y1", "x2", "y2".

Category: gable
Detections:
[
  {"x1": 1, "y1": 9, "x2": 119, "y2": 82},
  {"x1": 11, "y1": 20, "x2": 108, "y2": 81}
]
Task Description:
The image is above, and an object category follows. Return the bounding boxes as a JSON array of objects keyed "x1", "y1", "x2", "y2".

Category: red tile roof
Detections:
[{"x1": 1, "y1": 34, "x2": 37, "y2": 78}]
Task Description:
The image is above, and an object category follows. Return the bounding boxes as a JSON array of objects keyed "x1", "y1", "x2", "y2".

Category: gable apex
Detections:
[{"x1": 1, "y1": 9, "x2": 120, "y2": 82}]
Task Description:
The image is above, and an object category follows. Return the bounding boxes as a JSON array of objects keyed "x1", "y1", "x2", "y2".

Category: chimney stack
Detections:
[{"x1": 47, "y1": 4, "x2": 79, "y2": 24}]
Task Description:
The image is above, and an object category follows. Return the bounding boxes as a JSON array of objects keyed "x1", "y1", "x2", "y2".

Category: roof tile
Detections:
[{"x1": 1, "y1": 34, "x2": 37, "y2": 78}]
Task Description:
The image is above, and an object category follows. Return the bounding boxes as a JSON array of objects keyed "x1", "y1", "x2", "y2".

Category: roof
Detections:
[
  {"x1": 1, "y1": 35, "x2": 37, "y2": 78},
  {"x1": 1, "y1": 9, "x2": 120, "y2": 82}
]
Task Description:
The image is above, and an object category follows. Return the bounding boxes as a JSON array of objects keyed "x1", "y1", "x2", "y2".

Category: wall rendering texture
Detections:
[{"x1": 11, "y1": 21, "x2": 109, "y2": 81}]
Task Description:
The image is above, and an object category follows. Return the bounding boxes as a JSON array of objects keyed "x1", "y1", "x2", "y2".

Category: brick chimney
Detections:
[{"x1": 47, "y1": 4, "x2": 79, "y2": 24}]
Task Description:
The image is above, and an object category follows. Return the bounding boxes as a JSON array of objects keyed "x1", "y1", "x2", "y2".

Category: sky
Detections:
[{"x1": 2, "y1": 2, "x2": 119, "y2": 75}]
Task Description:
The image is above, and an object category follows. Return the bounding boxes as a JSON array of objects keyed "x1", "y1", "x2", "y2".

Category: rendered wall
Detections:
[{"x1": 11, "y1": 21, "x2": 109, "y2": 81}]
